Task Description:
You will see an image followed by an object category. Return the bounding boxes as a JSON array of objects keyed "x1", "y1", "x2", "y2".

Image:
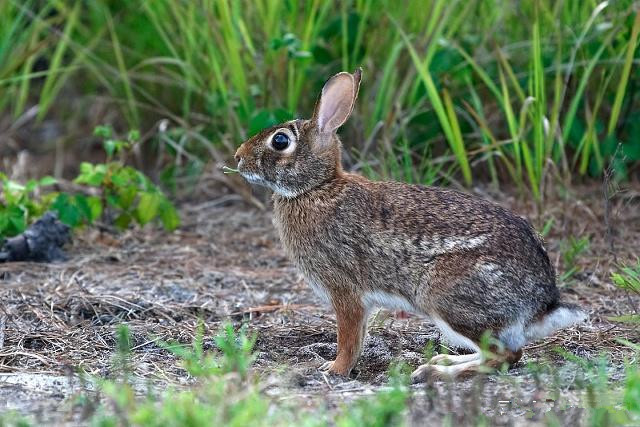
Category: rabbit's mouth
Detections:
[
  {"x1": 240, "y1": 171, "x2": 266, "y2": 185},
  {"x1": 236, "y1": 160, "x2": 264, "y2": 184},
  {"x1": 239, "y1": 170, "x2": 301, "y2": 198}
]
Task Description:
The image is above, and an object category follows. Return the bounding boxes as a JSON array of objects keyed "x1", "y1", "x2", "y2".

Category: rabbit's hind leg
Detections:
[
  {"x1": 424, "y1": 347, "x2": 521, "y2": 380},
  {"x1": 411, "y1": 355, "x2": 484, "y2": 382},
  {"x1": 411, "y1": 316, "x2": 484, "y2": 383},
  {"x1": 428, "y1": 352, "x2": 482, "y2": 366},
  {"x1": 410, "y1": 346, "x2": 523, "y2": 383}
]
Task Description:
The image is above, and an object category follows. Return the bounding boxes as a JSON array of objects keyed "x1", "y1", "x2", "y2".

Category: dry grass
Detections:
[{"x1": 0, "y1": 183, "x2": 638, "y2": 423}]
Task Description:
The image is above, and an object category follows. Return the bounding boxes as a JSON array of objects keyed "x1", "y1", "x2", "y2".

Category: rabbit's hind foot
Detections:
[
  {"x1": 427, "y1": 352, "x2": 482, "y2": 366},
  {"x1": 410, "y1": 352, "x2": 483, "y2": 383}
]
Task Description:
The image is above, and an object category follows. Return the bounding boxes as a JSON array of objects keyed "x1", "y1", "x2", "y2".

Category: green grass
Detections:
[
  {"x1": 1, "y1": 1, "x2": 639, "y2": 197},
  {"x1": 78, "y1": 323, "x2": 410, "y2": 427},
  {"x1": 0, "y1": 323, "x2": 638, "y2": 426}
]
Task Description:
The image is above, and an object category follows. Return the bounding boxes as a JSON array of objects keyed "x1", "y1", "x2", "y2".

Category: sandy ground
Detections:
[{"x1": 0, "y1": 184, "x2": 639, "y2": 425}]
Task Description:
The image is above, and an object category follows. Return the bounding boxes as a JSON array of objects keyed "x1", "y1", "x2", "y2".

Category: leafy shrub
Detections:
[
  {"x1": 52, "y1": 126, "x2": 179, "y2": 231},
  {"x1": 0, "y1": 174, "x2": 57, "y2": 238},
  {"x1": 0, "y1": 126, "x2": 179, "y2": 239}
]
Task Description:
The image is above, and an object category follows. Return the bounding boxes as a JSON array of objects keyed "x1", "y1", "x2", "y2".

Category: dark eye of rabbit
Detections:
[{"x1": 272, "y1": 132, "x2": 290, "y2": 151}]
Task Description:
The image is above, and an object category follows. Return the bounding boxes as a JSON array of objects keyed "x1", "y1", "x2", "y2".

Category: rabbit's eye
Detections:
[{"x1": 272, "y1": 132, "x2": 290, "y2": 151}]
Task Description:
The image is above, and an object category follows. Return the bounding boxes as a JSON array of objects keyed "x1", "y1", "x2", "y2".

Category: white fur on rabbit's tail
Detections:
[
  {"x1": 524, "y1": 303, "x2": 587, "y2": 342},
  {"x1": 499, "y1": 303, "x2": 586, "y2": 351}
]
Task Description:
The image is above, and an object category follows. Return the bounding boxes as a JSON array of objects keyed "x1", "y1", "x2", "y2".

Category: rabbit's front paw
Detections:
[
  {"x1": 319, "y1": 360, "x2": 334, "y2": 372},
  {"x1": 319, "y1": 360, "x2": 350, "y2": 376}
]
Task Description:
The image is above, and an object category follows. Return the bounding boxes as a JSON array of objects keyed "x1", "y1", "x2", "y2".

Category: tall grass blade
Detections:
[
  {"x1": 37, "y1": 1, "x2": 80, "y2": 121},
  {"x1": 607, "y1": 10, "x2": 640, "y2": 137},
  {"x1": 395, "y1": 22, "x2": 472, "y2": 186}
]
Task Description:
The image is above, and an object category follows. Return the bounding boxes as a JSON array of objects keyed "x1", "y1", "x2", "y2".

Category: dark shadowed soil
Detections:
[{"x1": 1, "y1": 184, "x2": 639, "y2": 425}]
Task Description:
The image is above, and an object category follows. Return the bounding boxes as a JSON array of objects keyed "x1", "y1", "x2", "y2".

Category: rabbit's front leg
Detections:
[{"x1": 320, "y1": 296, "x2": 366, "y2": 376}]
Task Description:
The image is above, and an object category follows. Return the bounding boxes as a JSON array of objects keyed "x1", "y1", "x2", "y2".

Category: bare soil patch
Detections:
[{"x1": 1, "y1": 184, "x2": 639, "y2": 425}]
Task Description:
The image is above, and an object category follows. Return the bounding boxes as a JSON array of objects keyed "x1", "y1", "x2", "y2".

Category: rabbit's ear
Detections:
[{"x1": 312, "y1": 68, "x2": 361, "y2": 134}]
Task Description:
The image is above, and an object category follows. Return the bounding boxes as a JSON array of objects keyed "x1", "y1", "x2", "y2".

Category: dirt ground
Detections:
[{"x1": 1, "y1": 183, "x2": 639, "y2": 425}]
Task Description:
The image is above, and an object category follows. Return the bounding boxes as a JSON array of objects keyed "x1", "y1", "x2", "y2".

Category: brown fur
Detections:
[
  {"x1": 234, "y1": 69, "x2": 584, "y2": 379},
  {"x1": 330, "y1": 293, "x2": 367, "y2": 375}
]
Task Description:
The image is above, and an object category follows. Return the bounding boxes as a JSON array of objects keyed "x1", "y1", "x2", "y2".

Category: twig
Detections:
[{"x1": 0, "y1": 316, "x2": 5, "y2": 349}]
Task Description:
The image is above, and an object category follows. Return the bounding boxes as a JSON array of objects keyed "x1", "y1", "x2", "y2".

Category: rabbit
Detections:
[{"x1": 233, "y1": 68, "x2": 586, "y2": 382}]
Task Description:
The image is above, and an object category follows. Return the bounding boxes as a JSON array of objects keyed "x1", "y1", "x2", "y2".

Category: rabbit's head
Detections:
[{"x1": 234, "y1": 69, "x2": 361, "y2": 197}]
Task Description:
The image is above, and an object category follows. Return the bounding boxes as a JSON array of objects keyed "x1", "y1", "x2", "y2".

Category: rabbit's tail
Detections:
[{"x1": 524, "y1": 303, "x2": 587, "y2": 342}]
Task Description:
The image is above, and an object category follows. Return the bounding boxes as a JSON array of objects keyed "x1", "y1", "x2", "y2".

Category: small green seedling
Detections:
[
  {"x1": 559, "y1": 235, "x2": 590, "y2": 281},
  {"x1": 608, "y1": 260, "x2": 640, "y2": 324}
]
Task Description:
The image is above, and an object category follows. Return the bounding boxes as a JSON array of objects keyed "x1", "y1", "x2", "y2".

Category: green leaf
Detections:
[
  {"x1": 25, "y1": 179, "x2": 37, "y2": 193},
  {"x1": 52, "y1": 193, "x2": 83, "y2": 227},
  {"x1": 7, "y1": 205, "x2": 26, "y2": 236},
  {"x1": 114, "y1": 213, "x2": 132, "y2": 230},
  {"x1": 94, "y1": 125, "x2": 113, "y2": 139},
  {"x1": 623, "y1": 140, "x2": 640, "y2": 161},
  {"x1": 248, "y1": 110, "x2": 276, "y2": 135},
  {"x1": 0, "y1": 212, "x2": 9, "y2": 236},
  {"x1": 86, "y1": 196, "x2": 103, "y2": 222},
  {"x1": 624, "y1": 367, "x2": 640, "y2": 414},
  {"x1": 110, "y1": 168, "x2": 132, "y2": 188},
  {"x1": 38, "y1": 176, "x2": 57, "y2": 187},
  {"x1": 5, "y1": 180, "x2": 25, "y2": 193},
  {"x1": 115, "y1": 187, "x2": 137, "y2": 210},
  {"x1": 136, "y1": 192, "x2": 161, "y2": 225},
  {"x1": 159, "y1": 200, "x2": 180, "y2": 231},
  {"x1": 74, "y1": 194, "x2": 93, "y2": 224},
  {"x1": 127, "y1": 130, "x2": 140, "y2": 142},
  {"x1": 75, "y1": 162, "x2": 106, "y2": 186},
  {"x1": 103, "y1": 139, "x2": 117, "y2": 158}
]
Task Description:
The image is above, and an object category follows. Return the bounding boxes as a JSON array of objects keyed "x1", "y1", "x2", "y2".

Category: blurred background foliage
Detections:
[{"x1": 1, "y1": 0, "x2": 639, "y2": 199}]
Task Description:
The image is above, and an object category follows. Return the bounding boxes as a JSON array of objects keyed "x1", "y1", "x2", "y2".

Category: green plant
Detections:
[
  {"x1": 0, "y1": 174, "x2": 57, "y2": 238},
  {"x1": 550, "y1": 349, "x2": 640, "y2": 426},
  {"x1": 0, "y1": 412, "x2": 30, "y2": 427},
  {"x1": 84, "y1": 324, "x2": 275, "y2": 426},
  {"x1": 75, "y1": 323, "x2": 414, "y2": 427},
  {"x1": 51, "y1": 126, "x2": 179, "y2": 231},
  {"x1": 335, "y1": 363, "x2": 409, "y2": 427},
  {"x1": 611, "y1": 260, "x2": 640, "y2": 294},
  {"x1": 1, "y1": 125, "x2": 179, "y2": 238},
  {"x1": 3, "y1": 1, "x2": 640, "y2": 196},
  {"x1": 160, "y1": 322, "x2": 256, "y2": 380},
  {"x1": 559, "y1": 235, "x2": 590, "y2": 281},
  {"x1": 623, "y1": 364, "x2": 640, "y2": 416},
  {"x1": 609, "y1": 260, "x2": 640, "y2": 324}
]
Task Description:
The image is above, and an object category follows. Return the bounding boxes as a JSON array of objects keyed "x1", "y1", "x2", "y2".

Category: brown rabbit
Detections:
[{"x1": 234, "y1": 69, "x2": 586, "y2": 382}]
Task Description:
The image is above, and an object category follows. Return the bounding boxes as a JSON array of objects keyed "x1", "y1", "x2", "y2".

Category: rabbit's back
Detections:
[{"x1": 274, "y1": 174, "x2": 552, "y2": 279}]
